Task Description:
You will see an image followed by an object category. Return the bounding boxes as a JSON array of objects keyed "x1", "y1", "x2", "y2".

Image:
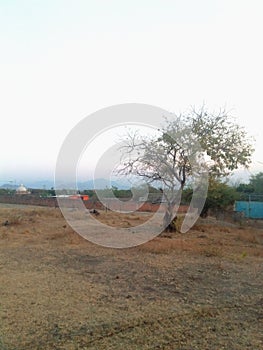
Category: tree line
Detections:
[{"x1": 1, "y1": 172, "x2": 262, "y2": 218}]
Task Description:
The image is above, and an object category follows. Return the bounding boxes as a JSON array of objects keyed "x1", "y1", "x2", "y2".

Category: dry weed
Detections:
[
  {"x1": 201, "y1": 246, "x2": 223, "y2": 258},
  {"x1": 4, "y1": 213, "x2": 23, "y2": 226},
  {"x1": 138, "y1": 238, "x2": 179, "y2": 254},
  {"x1": 237, "y1": 229, "x2": 263, "y2": 245}
]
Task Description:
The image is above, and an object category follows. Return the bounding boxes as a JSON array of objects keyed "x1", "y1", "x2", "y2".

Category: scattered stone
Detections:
[{"x1": 90, "y1": 209, "x2": 100, "y2": 216}]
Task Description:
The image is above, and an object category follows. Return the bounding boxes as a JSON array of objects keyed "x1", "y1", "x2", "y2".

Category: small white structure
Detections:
[{"x1": 16, "y1": 184, "x2": 30, "y2": 195}]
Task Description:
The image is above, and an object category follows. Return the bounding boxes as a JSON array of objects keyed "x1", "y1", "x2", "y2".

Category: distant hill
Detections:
[
  {"x1": 1, "y1": 178, "x2": 131, "y2": 190},
  {"x1": 24, "y1": 180, "x2": 56, "y2": 190},
  {"x1": 0, "y1": 183, "x2": 17, "y2": 189}
]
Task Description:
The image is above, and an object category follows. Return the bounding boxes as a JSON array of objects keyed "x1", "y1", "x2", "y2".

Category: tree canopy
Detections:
[
  {"x1": 119, "y1": 106, "x2": 254, "y2": 231},
  {"x1": 236, "y1": 172, "x2": 263, "y2": 200},
  {"x1": 249, "y1": 172, "x2": 263, "y2": 194},
  {"x1": 164, "y1": 106, "x2": 254, "y2": 177}
]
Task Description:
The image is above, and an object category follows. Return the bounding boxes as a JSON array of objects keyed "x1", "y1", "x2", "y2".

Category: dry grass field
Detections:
[{"x1": 0, "y1": 205, "x2": 262, "y2": 349}]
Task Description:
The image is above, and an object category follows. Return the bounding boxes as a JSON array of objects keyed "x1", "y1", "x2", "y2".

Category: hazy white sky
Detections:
[{"x1": 0, "y1": 0, "x2": 263, "y2": 183}]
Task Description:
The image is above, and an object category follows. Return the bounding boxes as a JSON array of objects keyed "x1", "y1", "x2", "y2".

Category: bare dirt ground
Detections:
[{"x1": 0, "y1": 205, "x2": 262, "y2": 350}]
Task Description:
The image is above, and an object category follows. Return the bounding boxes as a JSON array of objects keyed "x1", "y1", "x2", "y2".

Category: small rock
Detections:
[
  {"x1": 90, "y1": 209, "x2": 100, "y2": 216},
  {"x1": 198, "y1": 234, "x2": 207, "y2": 238}
]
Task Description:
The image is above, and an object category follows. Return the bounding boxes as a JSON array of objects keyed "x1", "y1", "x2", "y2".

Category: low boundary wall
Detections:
[{"x1": 0, "y1": 195, "x2": 189, "y2": 213}]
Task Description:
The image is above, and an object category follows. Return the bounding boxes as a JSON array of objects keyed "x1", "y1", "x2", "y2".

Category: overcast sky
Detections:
[{"x1": 0, "y1": 0, "x2": 262, "y2": 184}]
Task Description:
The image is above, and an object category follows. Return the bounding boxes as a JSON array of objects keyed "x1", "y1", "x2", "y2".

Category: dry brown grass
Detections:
[
  {"x1": 0, "y1": 205, "x2": 263, "y2": 350},
  {"x1": 138, "y1": 237, "x2": 180, "y2": 254},
  {"x1": 91, "y1": 211, "x2": 153, "y2": 228},
  {"x1": 237, "y1": 228, "x2": 263, "y2": 245}
]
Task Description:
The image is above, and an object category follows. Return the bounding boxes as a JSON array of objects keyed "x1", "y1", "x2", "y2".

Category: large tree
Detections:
[{"x1": 119, "y1": 106, "x2": 254, "y2": 231}]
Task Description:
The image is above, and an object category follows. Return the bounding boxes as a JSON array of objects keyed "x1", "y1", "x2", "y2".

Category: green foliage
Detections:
[
  {"x1": 130, "y1": 185, "x2": 163, "y2": 202},
  {"x1": 190, "y1": 107, "x2": 254, "y2": 176},
  {"x1": 95, "y1": 188, "x2": 113, "y2": 198},
  {"x1": 82, "y1": 189, "x2": 97, "y2": 198},
  {"x1": 0, "y1": 188, "x2": 15, "y2": 195},
  {"x1": 29, "y1": 188, "x2": 56, "y2": 197},
  {"x1": 111, "y1": 187, "x2": 132, "y2": 199},
  {"x1": 119, "y1": 105, "x2": 254, "y2": 230},
  {"x1": 249, "y1": 172, "x2": 263, "y2": 194},
  {"x1": 235, "y1": 172, "x2": 263, "y2": 201},
  {"x1": 156, "y1": 106, "x2": 254, "y2": 192},
  {"x1": 82, "y1": 186, "x2": 161, "y2": 200},
  {"x1": 181, "y1": 187, "x2": 193, "y2": 205},
  {"x1": 236, "y1": 183, "x2": 254, "y2": 194},
  {"x1": 94, "y1": 187, "x2": 132, "y2": 200},
  {"x1": 181, "y1": 180, "x2": 239, "y2": 217},
  {"x1": 201, "y1": 178, "x2": 239, "y2": 216}
]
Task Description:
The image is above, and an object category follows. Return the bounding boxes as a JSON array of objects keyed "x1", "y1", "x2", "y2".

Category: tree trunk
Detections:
[{"x1": 162, "y1": 204, "x2": 177, "y2": 233}]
